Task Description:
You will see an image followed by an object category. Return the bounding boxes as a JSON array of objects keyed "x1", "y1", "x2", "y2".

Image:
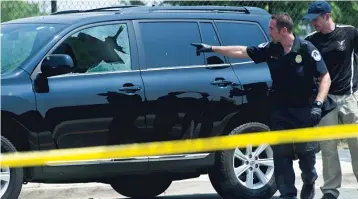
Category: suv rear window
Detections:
[
  {"x1": 215, "y1": 22, "x2": 267, "y2": 64},
  {"x1": 138, "y1": 21, "x2": 205, "y2": 69}
]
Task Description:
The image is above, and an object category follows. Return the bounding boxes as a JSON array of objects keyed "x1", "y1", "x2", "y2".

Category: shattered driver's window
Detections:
[{"x1": 52, "y1": 24, "x2": 131, "y2": 74}]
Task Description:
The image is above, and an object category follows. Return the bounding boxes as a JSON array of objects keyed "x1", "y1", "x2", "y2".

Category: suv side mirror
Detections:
[{"x1": 41, "y1": 54, "x2": 74, "y2": 77}]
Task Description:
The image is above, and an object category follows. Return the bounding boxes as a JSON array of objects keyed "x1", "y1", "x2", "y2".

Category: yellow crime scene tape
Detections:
[{"x1": 1, "y1": 124, "x2": 358, "y2": 168}]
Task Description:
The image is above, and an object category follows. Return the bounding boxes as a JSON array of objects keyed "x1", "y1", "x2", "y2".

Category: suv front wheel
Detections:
[
  {"x1": 209, "y1": 122, "x2": 277, "y2": 199},
  {"x1": 1, "y1": 136, "x2": 24, "y2": 199},
  {"x1": 110, "y1": 176, "x2": 172, "y2": 198}
]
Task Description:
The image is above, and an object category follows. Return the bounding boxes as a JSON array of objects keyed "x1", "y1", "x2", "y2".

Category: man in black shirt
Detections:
[
  {"x1": 303, "y1": 1, "x2": 358, "y2": 199},
  {"x1": 192, "y1": 14, "x2": 333, "y2": 199}
]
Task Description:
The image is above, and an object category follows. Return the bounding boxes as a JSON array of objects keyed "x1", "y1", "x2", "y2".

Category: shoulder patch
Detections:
[
  {"x1": 258, "y1": 42, "x2": 269, "y2": 48},
  {"x1": 311, "y1": 50, "x2": 322, "y2": 61}
]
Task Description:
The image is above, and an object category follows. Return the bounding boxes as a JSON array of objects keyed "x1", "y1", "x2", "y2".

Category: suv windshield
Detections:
[{"x1": 1, "y1": 23, "x2": 66, "y2": 74}]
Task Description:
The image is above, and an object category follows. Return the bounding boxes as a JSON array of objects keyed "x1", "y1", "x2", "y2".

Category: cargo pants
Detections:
[{"x1": 317, "y1": 90, "x2": 358, "y2": 198}]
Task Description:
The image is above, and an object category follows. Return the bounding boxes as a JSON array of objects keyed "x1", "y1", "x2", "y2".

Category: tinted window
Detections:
[
  {"x1": 52, "y1": 24, "x2": 131, "y2": 74},
  {"x1": 200, "y1": 22, "x2": 226, "y2": 65},
  {"x1": 216, "y1": 22, "x2": 267, "y2": 63},
  {"x1": 139, "y1": 22, "x2": 204, "y2": 69}
]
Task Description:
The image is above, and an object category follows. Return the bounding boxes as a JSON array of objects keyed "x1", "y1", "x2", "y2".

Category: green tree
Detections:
[
  {"x1": 159, "y1": 1, "x2": 271, "y2": 8},
  {"x1": 269, "y1": 1, "x2": 313, "y2": 36},
  {"x1": 329, "y1": 1, "x2": 358, "y2": 27},
  {"x1": 270, "y1": 1, "x2": 358, "y2": 35},
  {"x1": 1, "y1": 1, "x2": 43, "y2": 22},
  {"x1": 120, "y1": 0, "x2": 147, "y2": 6},
  {"x1": 158, "y1": 1, "x2": 357, "y2": 36}
]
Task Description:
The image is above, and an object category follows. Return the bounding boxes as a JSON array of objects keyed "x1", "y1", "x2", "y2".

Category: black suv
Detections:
[{"x1": 1, "y1": 5, "x2": 277, "y2": 199}]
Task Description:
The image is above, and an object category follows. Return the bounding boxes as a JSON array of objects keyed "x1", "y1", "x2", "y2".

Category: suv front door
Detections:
[
  {"x1": 33, "y1": 22, "x2": 148, "y2": 173},
  {"x1": 134, "y1": 20, "x2": 244, "y2": 170}
]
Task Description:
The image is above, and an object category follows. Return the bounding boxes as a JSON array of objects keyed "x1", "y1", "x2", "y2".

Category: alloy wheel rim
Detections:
[
  {"x1": 0, "y1": 166, "x2": 11, "y2": 198},
  {"x1": 232, "y1": 144, "x2": 274, "y2": 189}
]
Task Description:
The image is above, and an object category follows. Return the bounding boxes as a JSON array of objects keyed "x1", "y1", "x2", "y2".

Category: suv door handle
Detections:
[
  {"x1": 211, "y1": 78, "x2": 232, "y2": 87},
  {"x1": 119, "y1": 85, "x2": 142, "y2": 93}
]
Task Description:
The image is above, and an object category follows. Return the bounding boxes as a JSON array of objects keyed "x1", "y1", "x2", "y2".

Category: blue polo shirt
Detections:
[{"x1": 246, "y1": 37, "x2": 328, "y2": 106}]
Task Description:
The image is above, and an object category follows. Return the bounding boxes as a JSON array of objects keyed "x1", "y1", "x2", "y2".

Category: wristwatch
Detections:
[{"x1": 313, "y1": 100, "x2": 323, "y2": 108}]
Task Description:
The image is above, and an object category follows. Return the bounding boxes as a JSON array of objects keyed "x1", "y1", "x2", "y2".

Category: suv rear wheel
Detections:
[
  {"x1": 1, "y1": 136, "x2": 24, "y2": 199},
  {"x1": 110, "y1": 176, "x2": 172, "y2": 198},
  {"x1": 209, "y1": 122, "x2": 277, "y2": 199}
]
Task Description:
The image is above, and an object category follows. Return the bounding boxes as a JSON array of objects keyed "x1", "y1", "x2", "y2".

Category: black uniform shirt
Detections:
[
  {"x1": 305, "y1": 25, "x2": 358, "y2": 95},
  {"x1": 246, "y1": 37, "x2": 328, "y2": 106}
]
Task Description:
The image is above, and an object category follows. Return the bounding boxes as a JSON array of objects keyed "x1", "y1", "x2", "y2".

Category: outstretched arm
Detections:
[
  {"x1": 191, "y1": 43, "x2": 249, "y2": 59},
  {"x1": 212, "y1": 45, "x2": 249, "y2": 58},
  {"x1": 191, "y1": 42, "x2": 271, "y2": 64}
]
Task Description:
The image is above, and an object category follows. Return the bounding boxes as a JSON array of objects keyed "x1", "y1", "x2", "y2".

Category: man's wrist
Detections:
[{"x1": 313, "y1": 100, "x2": 323, "y2": 108}]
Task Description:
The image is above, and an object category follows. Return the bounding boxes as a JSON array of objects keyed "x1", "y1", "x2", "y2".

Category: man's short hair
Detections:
[{"x1": 271, "y1": 13, "x2": 294, "y2": 33}]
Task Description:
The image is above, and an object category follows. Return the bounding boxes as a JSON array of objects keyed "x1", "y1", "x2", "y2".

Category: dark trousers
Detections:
[{"x1": 270, "y1": 106, "x2": 318, "y2": 198}]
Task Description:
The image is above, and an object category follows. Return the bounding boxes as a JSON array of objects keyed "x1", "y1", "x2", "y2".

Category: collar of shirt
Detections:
[
  {"x1": 271, "y1": 36, "x2": 302, "y2": 57},
  {"x1": 290, "y1": 36, "x2": 302, "y2": 53}
]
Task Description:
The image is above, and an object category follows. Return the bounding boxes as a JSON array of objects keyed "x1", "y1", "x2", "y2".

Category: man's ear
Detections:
[
  {"x1": 325, "y1": 13, "x2": 331, "y2": 21},
  {"x1": 280, "y1": 27, "x2": 288, "y2": 34}
]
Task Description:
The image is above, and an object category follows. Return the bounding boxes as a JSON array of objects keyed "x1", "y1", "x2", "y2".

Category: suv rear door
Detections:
[
  {"x1": 215, "y1": 20, "x2": 272, "y2": 120},
  {"x1": 33, "y1": 21, "x2": 148, "y2": 173},
  {"x1": 133, "y1": 20, "x2": 244, "y2": 170}
]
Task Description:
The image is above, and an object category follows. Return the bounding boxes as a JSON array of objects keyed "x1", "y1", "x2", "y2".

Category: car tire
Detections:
[
  {"x1": 208, "y1": 122, "x2": 277, "y2": 199},
  {"x1": 110, "y1": 176, "x2": 172, "y2": 198},
  {"x1": 1, "y1": 136, "x2": 24, "y2": 199}
]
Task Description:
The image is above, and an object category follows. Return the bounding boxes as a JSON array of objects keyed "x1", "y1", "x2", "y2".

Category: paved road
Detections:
[{"x1": 19, "y1": 150, "x2": 357, "y2": 199}]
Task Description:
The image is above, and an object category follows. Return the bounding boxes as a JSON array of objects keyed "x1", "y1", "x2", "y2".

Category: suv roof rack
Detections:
[
  {"x1": 154, "y1": 6, "x2": 249, "y2": 14},
  {"x1": 51, "y1": 5, "x2": 253, "y2": 16},
  {"x1": 117, "y1": 6, "x2": 250, "y2": 14},
  {"x1": 51, "y1": 5, "x2": 141, "y2": 15}
]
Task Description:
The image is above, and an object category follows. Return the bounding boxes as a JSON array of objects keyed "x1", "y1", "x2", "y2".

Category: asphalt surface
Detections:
[{"x1": 19, "y1": 150, "x2": 357, "y2": 199}]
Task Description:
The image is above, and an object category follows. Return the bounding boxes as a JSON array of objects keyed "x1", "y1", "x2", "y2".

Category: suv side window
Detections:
[
  {"x1": 52, "y1": 24, "x2": 131, "y2": 74},
  {"x1": 200, "y1": 22, "x2": 226, "y2": 65},
  {"x1": 138, "y1": 21, "x2": 204, "y2": 69},
  {"x1": 215, "y1": 22, "x2": 267, "y2": 63}
]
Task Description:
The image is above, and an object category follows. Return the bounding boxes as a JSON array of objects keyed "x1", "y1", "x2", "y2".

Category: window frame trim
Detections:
[
  {"x1": 199, "y1": 21, "x2": 229, "y2": 65},
  {"x1": 30, "y1": 20, "x2": 138, "y2": 80}
]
